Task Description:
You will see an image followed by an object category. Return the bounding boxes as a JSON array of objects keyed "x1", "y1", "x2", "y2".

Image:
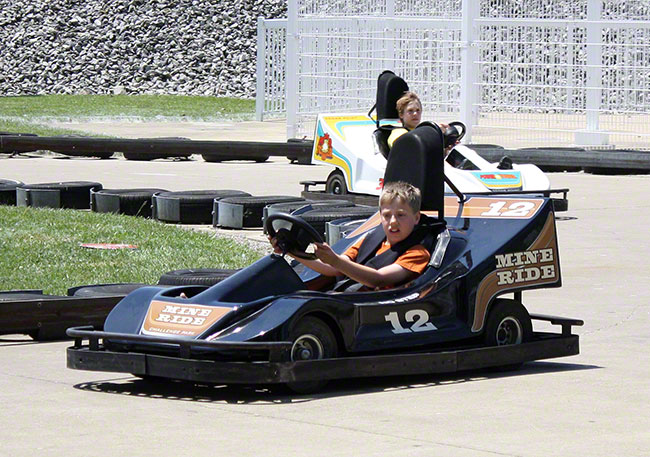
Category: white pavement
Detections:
[{"x1": 0, "y1": 121, "x2": 649, "y2": 457}]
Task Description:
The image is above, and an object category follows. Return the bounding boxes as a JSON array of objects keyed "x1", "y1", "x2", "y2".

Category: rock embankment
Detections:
[{"x1": 0, "y1": 0, "x2": 286, "y2": 97}]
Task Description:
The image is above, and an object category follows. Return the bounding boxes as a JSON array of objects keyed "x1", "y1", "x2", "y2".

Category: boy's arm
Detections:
[{"x1": 315, "y1": 243, "x2": 415, "y2": 289}]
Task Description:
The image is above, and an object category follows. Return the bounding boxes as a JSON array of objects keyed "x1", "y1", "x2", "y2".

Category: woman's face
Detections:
[{"x1": 401, "y1": 101, "x2": 422, "y2": 130}]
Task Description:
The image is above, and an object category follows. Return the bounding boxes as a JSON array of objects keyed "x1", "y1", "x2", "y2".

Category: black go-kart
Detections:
[{"x1": 67, "y1": 123, "x2": 582, "y2": 393}]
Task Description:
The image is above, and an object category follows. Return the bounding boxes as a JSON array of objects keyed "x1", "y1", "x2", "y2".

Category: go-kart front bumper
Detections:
[{"x1": 67, "y1": 314, "x2": 582, "y2": 385}]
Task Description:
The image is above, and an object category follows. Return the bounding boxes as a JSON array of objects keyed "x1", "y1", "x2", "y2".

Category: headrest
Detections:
[
  {"x1": 382, "y1": 122, "x2": 445, "y2": 217},
  {"x1": 375, "y1": 70, "x2": 409, "y2": 122}
]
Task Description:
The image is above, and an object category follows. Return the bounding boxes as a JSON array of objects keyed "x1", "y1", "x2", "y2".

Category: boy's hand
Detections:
[
  {"x1": 314, "y1": 242, "x2": 339, "y2": 265},
  {"x1": 267, "y1": 235, "x2": 284, "y2": 255}
]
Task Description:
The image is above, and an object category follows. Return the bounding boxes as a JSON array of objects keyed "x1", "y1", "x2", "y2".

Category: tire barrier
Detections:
[
  {"x1": 67, "y1": 283, "x2": 152, "y2": 297},
  {"x1": 123, "y1": 139, "x2": 194, "y2": 161},
  {"x1": 0, "y1": 134, "x2": 313, "y2": 163},
  {"x1": 16, "y1": 181, "x2": 103, "y2": 209},
  {"x1": 91, "y1": 188, "x2": 167, "y2": 218},
  {"x1": 0, "y1": 289, "x2": 124, "y2": 340},
  {"x1": 0, "y1": 179, "x2": 23, "y2": 205},
  {"x1": 158, "y1": 268, "x2": 240, "y2": 286},
  {"x1": 299, "y1": 206, "x2": 378, "y2": 239},
  {"x1": 217, "y1": 195, "x2": 306, "y2": 228},
  {"x1": 262, "y1": 199, "x2": 355, "y2": 234},
  {"x1": 153, "y1": 190, "x2": 250, "y2": 225}
]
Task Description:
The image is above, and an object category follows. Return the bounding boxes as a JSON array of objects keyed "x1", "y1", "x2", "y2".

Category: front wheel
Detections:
[
  {"x1": 326, "y1": 170, "x2": 347, "y2": 195},
  {"x1": 286, "y1": 316, "x2": 338, "y2": 394},
  {"x1": 484, "y1": 299, "x2": 532, "y2": 347}
]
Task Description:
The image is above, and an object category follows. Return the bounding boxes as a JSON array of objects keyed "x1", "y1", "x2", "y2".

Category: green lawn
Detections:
[
  {"x1": 0, "y1": 94, "x2": 256, "y2": 136},
  {"x1": 0, "y1": 206, "x2": 263, "y2": 295}
]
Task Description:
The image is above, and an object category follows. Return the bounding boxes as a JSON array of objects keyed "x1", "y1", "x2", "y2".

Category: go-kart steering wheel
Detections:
[
  {"x1": 265, "y1": 213, "x2": 324, "y2": 260},
  {"x1": 443, "y1": 121, "x2": 466, "y2": 148}
]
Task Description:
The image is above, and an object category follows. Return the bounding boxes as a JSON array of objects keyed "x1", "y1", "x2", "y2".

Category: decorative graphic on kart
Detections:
[
  {"x1": 315, "y1": 133, "x2": 333, "y2": 160},
  {"x1": 471, "y1": 211, "x2": 561, "y2": 332},
  {"x1": 470, "y1": 171, "x2": 522, "y2": 190},
  {"x1": 141, "y1": 300, "x2": 231, "y2": 337},
  {"x1": 312, "y1": 119, "x2": 354, "y2": 184}
]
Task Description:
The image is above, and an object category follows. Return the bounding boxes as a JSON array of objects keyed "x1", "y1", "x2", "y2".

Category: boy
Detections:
[{"x1": 271, "y1": 181, "x2": 430, "y2": 290}]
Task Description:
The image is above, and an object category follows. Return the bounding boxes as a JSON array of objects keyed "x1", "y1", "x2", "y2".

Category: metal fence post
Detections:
[
  {"x1": 575, "y1": 0, "x2": 609, "y2": 146},
  {"x1": 460, "y1": 0, "x2": 479, "y2": 142},
  {"x1": 285, "y1": 0, "x2": 298, "y2": 139},
  {"x1": 255, "y1": 17, "x2": 265, "y2": 121}
]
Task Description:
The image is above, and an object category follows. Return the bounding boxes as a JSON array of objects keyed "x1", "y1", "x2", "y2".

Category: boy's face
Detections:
[
  {"x1": 380, "y1": 198, "x2": 420, "y2": 245},
  {"x1": 400, "y1": 101, "x2": 422, "y2": 130}
]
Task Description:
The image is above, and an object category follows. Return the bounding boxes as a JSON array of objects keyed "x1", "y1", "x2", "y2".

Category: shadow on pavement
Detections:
[{"x1": 73, "y1": 360, "x2": 601, "y2": 404}]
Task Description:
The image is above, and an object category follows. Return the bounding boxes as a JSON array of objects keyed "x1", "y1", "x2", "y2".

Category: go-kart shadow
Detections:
[{"x1": 73, "y1": 360, "x2": 600, "y2": 404}]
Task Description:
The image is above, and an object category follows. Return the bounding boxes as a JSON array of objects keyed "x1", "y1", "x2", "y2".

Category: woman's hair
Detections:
[
  {"x1": 396, "y1": 91, "x2": 422, "y2": 117},
  {"x1": 379, "y1": 181, "x2": 422, "y2": 213}
]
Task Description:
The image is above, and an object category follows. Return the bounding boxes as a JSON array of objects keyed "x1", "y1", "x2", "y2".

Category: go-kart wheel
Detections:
[
  {"x1": 326, "y1": 170, "x2": 347, "y2": 195},
  {"x1": 287, "y1": 316, "x2": 338, "y2": 394},
  {"x1": 265, "y1": 213, "x2": 324, "y2": 260},
  {"x1": 484, "y1": 299, "x2": 532, "y2": 346}
]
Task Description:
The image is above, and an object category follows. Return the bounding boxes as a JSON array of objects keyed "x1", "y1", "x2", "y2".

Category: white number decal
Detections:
[
  {"x1": 481, "y1": 201, "x2": 536, "y2": 218},
  {"x1": 385, "y1": 310, "x2": 437, "y2": 334},
  {"x1": 385, "y1": 312, "x2": 410, "y2": 334},
  {"x1": 405, "y1": 309, "x2": 437, "y2": 332}
]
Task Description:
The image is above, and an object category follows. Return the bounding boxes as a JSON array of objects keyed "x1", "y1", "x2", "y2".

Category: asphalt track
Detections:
[{"x1": 1, "y1": 121, "x2": 649, "y2": 457}]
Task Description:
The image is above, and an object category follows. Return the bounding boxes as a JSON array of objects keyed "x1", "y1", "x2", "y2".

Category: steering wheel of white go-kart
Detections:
[
  {"x1": 443, "y1": 121, "x2": 466, "y2": 149},
  {"x1": 265, "y1": 213, "x2": 324, "y2": 260}
]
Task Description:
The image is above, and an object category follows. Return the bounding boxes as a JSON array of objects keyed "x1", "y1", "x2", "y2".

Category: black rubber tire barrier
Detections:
[
  {"x1": 287, "y1": 138, "x2": 314, "y2": 164},
  {"x1": 158, "y1": 268, "x2": 240, "y2": 286},
  {"x1": 262, "y1": 199, "x2": 356, "y2": 234},
  {"x1": 67, "y1": 283, "x2": 151, "y2": 297},
  {"x1": 16, "y1": 181, "x2": 103, "y2": 209},
  {"x1": 153, "y1": 190, "x2": 250, "y2": 224},
  {"x1": 0, "y1": 179, "x2": 23, "y2": 205},
  {"x1": 123, "y1": 151, "x2": 192, "y2": 161},
  {"x1": 91, "y1": 188, "x2": 168, "y2": 218},
  {"x1": 202, "y1": 153, "x2": 270, "y2": 163},
  {"x1": 0, "y1": 132, "x2": 39, "y2": 153},
  {"x1": 217, "y1": 195, "x2": 306, "y2": 228},
  {"x1": 299, "y1": 206, "x2": 378, "y2": 238}
]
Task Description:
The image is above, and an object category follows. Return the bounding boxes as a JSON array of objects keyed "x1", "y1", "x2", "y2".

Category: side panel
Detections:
[{"x1": 470, "y1": 207, "x2": 562, "y2": 332}]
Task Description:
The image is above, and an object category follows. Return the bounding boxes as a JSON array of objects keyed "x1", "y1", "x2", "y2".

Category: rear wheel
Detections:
[
  {"x1": 484, "y1": 299, "x2": 533, "y2": 370},
  {"x1": 484, "y1": 299, "x2": 532, "y2": 346},
  {"x1": 326, "y1": 170, "x2": 347, "y2": 195},
  {"x1": 286, "y1": 316, "x2": 338, "y2": 394}
]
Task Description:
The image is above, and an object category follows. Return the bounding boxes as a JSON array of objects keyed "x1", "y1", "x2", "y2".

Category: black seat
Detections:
[
  {"x1": 370, "y1": 70, "x2": 409, "y2": 158},
  {"x1": 374, "y1": 70, "x2": 409, "y2": 123},
  {"x1": 383, "y1": 122, "x2": 445, "y2": 217}
]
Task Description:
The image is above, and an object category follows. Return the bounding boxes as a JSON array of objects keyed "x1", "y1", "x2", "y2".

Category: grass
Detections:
[
  {"x1": 0, "y1": 206, "x2": 264, "y2": 295},
  {"x1": 0, "y1": 94, "x2": 256, "y2": 136}
]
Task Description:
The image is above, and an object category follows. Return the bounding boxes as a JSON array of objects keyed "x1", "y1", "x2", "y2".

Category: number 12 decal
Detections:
[
  {"x1": 481, "y1": 201, "x2": 536, "y2": 217},
  {"x1": 385, "y1": 309, "x2": 437, "y2": 334}
]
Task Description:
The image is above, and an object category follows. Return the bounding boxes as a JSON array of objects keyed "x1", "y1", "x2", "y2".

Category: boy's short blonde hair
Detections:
[
  {"x1": 396, "y1": 91, "x2": 422, "y2": 118},
  {"x1": 379, "y1": 181, "x2": 421, "y2": 213}
]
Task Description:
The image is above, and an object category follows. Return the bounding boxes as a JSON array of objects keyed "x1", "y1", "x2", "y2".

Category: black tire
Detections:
[
  {"x1": 326, "y1": 170, "x2": 347, "y2": 195},
  {"x1": 67, "y1": 283, "x2": 151, "y2": 297},
  {"x1": 123, "y1": 151, "x2": 192, "y2": 161},
  {"x1": 299, "y1": 206, "x2": 377, "y2": 239},
  {"x1": 158, "y1": 268, "x2": 239, "y2": 286},
  {"x1": 287, "y1": 316, "x2": 338, "y2": 394},
  {"x1": 91, "y1": 188, "x2": 167, "y2": 217},
  {"x1": 0, "y1": 179, "x2": 23, "y2": 205},
  {"x1": 484, "y1": 299, "x2": 533, "y2": 347},
  {"x1": 16, "y1": 181, "x2": 103, "y2": 209},
  {"x1": 262, "y1": 199, "x2": 353, "y2": 234},
  {"x1": 153, "y1": 190, "x2": 250, "y2": 224},
  {"x1": 217, "y1": 195, "x2": 306, "y2": 228},
  {"x1": 201, "y1": 154, "x2": 270, "y2": 163}
]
